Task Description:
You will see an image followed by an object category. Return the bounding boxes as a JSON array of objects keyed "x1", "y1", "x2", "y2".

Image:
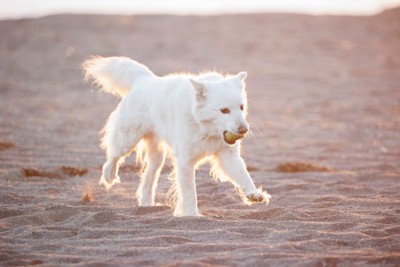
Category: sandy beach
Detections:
[{"x1": 0, "y1": 9, "x2": 399, "y2": 266}]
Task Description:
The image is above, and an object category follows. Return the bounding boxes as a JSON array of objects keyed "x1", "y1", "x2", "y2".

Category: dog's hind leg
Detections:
[
  {"x1": 136, "y1": 137, "x2": 166, "y2": 206},
  {"x1": 100, "y1": 156, "x2": 122, "y2": 190},
  {"x1": 100, "y1": 128, "x2": 142, "y2": 190}
]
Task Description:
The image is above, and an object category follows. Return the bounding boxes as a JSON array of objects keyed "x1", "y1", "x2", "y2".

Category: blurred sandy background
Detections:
[{"x1": 0, "y1": 2, "x2": 400, "y2": 266}]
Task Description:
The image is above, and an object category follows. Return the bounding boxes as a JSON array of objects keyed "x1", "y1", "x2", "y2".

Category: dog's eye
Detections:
[
  {"x1": 240, "y1": 104, "x2": 244, "y2": 111},
  {"x1": 220, "y1": 108, "x2": 230, "y2": 114}
]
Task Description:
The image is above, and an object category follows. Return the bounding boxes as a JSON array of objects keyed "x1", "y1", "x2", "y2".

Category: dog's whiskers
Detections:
[
  {"x1": 249, "y1": 123, "x2": 261, "y2": 134},
  {"x1": 244, "y1": 123, "x2": 261, "y2": 140}
]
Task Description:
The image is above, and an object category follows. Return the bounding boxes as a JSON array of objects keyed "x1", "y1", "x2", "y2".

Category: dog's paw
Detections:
[
  {"x1": 245, "y1": 189, "x2": 271, "y2": 205},
  {"x1": 174, "y1": 211, "x2": 203, "y2": 217},
  {"x1": 99, "y1": 175, "x2": 120, "y2": 190},
  {"x1": 138, "y1": 197, "x2": 155, "y2": 207},
  {"x1": 173, "y1": 205, "x2": 202, "y2": 217}
]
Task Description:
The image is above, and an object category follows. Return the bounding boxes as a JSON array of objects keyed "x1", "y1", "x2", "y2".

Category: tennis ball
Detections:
[{"x1": 225, "y1": 131, "x2": 244, "y2": 142}]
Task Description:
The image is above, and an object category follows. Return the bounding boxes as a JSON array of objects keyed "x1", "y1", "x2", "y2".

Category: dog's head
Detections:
[{"x1": 190, "y1": 72, "x2": 249, "y2": 145}]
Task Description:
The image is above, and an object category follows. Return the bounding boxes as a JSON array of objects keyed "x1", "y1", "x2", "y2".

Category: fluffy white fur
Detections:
[{"x1": 83, "y1": 56, "x2": 271, "y2": 216}]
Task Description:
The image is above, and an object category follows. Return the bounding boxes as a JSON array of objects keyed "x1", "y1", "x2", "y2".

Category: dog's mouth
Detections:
[{"x1": 223, "y1": 130, "x2": 244, "y2": 145}]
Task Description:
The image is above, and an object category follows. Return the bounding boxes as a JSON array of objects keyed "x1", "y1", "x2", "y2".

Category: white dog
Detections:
[{"x1": 83, "y1": 56, "x2": 270, "y2": 216}]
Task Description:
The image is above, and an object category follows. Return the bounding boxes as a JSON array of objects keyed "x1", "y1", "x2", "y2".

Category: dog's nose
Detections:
[{"x1": 238, "y1": 125, "x2": 248, "y2": 135}]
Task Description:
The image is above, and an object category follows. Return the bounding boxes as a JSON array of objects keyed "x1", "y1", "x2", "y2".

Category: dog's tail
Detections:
[{"x1": 82, "y1": 56, "x2": 154, "y2": 98}]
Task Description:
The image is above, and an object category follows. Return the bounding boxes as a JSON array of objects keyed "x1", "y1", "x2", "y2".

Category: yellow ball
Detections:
[{"x1": 225, "y1": 131, "x2": 243, "y2": 142}]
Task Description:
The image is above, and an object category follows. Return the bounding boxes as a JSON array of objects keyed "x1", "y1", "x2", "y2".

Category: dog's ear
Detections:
[
  {"x1": 190, "y1": 79, "x2": 207, "y2": 102},
  {"x1": 236, "y1": 71, "x2": 247, "y2": 82}
]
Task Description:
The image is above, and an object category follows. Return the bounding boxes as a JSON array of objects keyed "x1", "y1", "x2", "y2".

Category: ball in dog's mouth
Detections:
[{"x1": 223, "y1": 130, "x2": 244, "y2": 145}]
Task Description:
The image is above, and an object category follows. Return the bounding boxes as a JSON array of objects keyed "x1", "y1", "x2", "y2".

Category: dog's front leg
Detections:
[
  {"x1": 174, "y1": 161, "x2": 201, "y2": 216},
  {"x1": 216, "y1": 147, "x2": 271, "y2": 205}
]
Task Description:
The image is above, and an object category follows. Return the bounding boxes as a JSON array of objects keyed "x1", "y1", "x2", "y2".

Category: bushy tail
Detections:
[{"x1": 82, "y1": 56, "x2": 154, "y2": 98}]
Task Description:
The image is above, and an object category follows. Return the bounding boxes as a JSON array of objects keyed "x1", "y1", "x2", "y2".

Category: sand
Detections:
[{"x1": 0, "y1": 8, "x2": 400, "y2": 266}]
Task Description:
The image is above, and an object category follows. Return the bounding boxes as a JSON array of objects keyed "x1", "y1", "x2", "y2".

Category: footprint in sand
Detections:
[
  {"x1": 0, "y1": 141, "x2": 15, "y2": 151},
  {"x1": 274, "y1": 161, "x2": 334, "y2": 173},
  {"x1": 21, "y1": 166, "x2": 88, "y2": 179}
]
